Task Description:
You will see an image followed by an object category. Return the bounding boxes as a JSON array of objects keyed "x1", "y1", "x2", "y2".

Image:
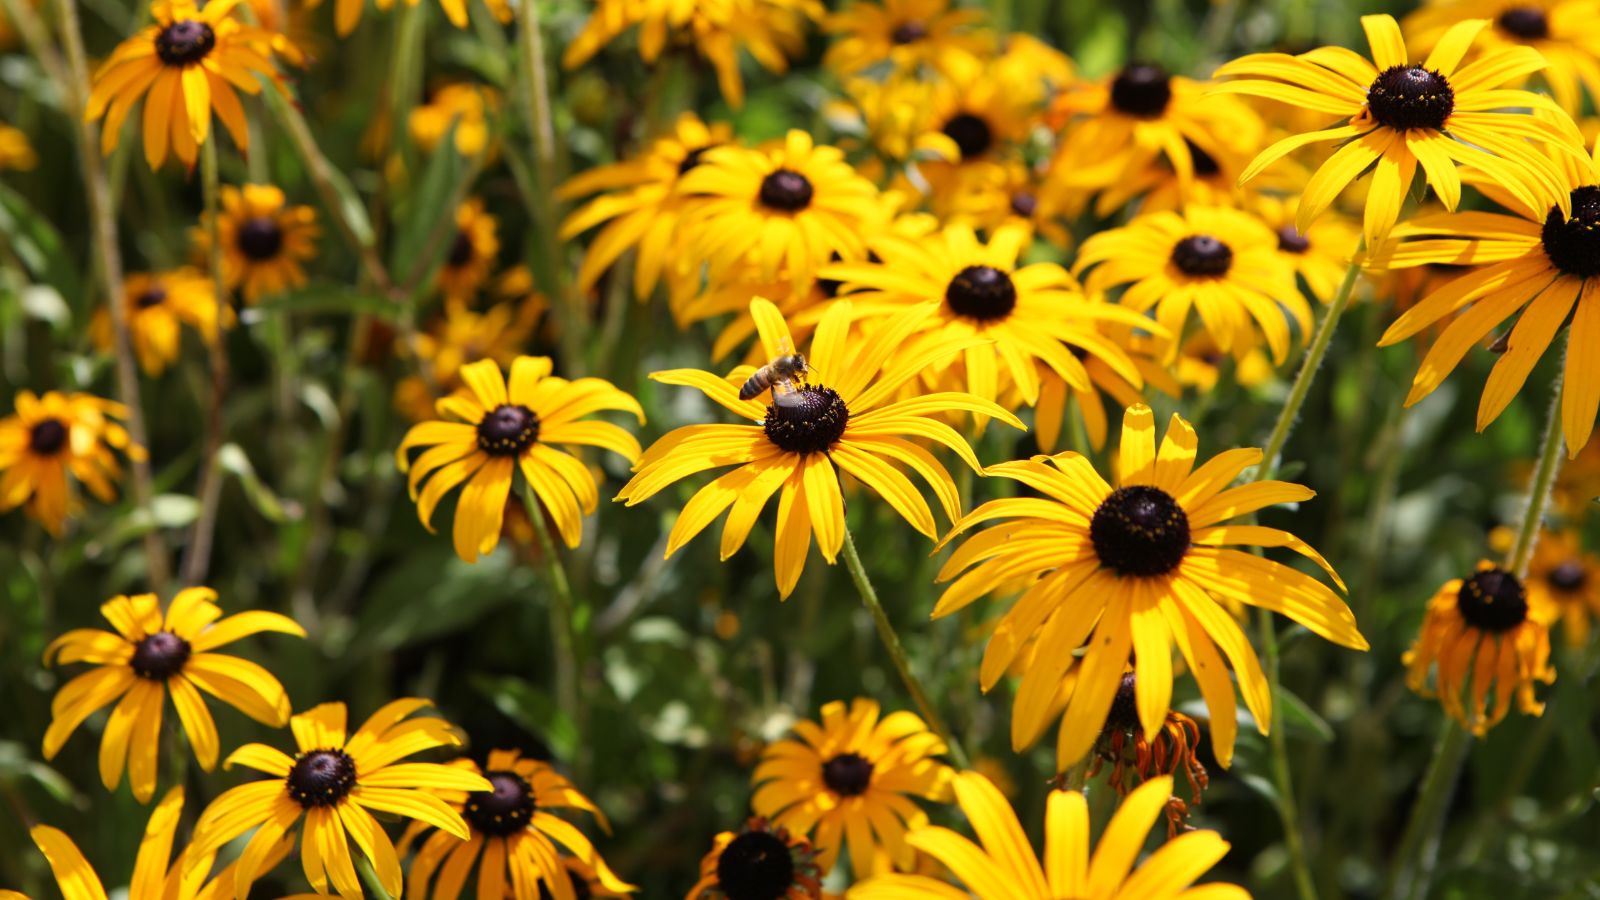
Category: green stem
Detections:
[
  {"x1": 839, "y1": 526, "x2": 968, "y2": 768},
  {"x1": 355, "y1": 854, "x2": 395, "y2": 900},
  {"x1": 180, "y1": 137, "x2": 230, "y2": 586},
  {"x1": 519, "y1": 480, "x2": 584, "y2": 769},
  {"x1": 1382, "y1": 721, "x2": 1470, "y2": 900},
  {"x1": 1507, "y1": 367, "x2": 1568, "y2": 578}
]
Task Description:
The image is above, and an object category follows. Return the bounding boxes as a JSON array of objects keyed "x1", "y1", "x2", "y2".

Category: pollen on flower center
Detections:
[
  {"x1": 821, "y1": 752, "x2": 874, "y2": 797},
  {"x1": 890, "y1": 19, "x2": 928, "y2": 44},
  {"x1": 945, "y1": 264, "x2": 1018, "y2": 322},
  {"x1": 1497, "y1": 6, "x2": 1549, "y2": 39},
  {"x1": 29, "y1": 418, "x2": 68, "y2": 455},
  {"x1": 135, "y1": 287, "x2": 169, "y2": 308},
  {"x1": 1090, "y1": 485, "x2": 1191, "y2": 577},
  {"x1": 1548, "y1": 560, "x2": 1587, "y2": 592},
  {"x1": 763, "y1": 386, "x2": 848, "y2": 455},
  {"x1": 464, "y1": 771, "x2": 535, "y2": 836},
  {"x1": 1456, "y1": 567, "x2": 1529, "y2": 632},
  {"x1": 1276, "y1": 225, "x2": 1311, "y2": 254},
  {"x1": 1171, "y1": 235, "x2": 1234, "y2": 277},
  {"x1": 130, "y1": 630, "x2": 192, "y2": 679},
  {"x1": 236, "y1": 217, "x2": 284, "y2": 261},
  {"x1": 447, "y1": 231, "x2": 476, "y2": 268},
  {"x1": 716, "y1": 831, "x2": 796, "y2": 900},
  {"x1": 287, "y1": 749, "x2": 358, "y2": 807},
  {"x1": 1540, "y1": 185, "x2": 1600, "y2": 278},
  {"x1": 477, "y1": 404, "x2": 540, "y2": 456},
  {"x1": 1366, "y1": 65, "x2": 1455, "y2": 131},
  {"x1": 1109, "y1": 63, "x2": 1173, "y2": 118},
  {"x1": 155, "y1": 19, "x2": 216, "y2": 67},
  {"x1": 942, "y1": 113, "x2": 994, "y2": 159},
  {"x1": 758, "y1": 169, "x2": 814, "y2": 212}
]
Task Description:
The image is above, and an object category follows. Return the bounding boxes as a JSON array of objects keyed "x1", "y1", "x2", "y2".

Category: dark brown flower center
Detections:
[
  {"x1": 447, "y1": 230, "x2": 476, "y2": 268},
  {"x1": 236, "y1": 217, "x2": 284, "y2": 261},
  {"x1": 1184, "y1": 139, "x2": 1220, "y2": 177},
  {"x1": 1110, "y1": 63, "x2": 1172, "y2": 118},
  {"x1": 821, "y1": 752, "x2": 874, "y2": 797},
  {"x1": 1171, "y1": 235, "x2": 1233, "y2": 277},
  {"x1": 1497, "y1": 6, "x2": 1549, "y2": 39},
  {"x1": 1103, "y1": 671, "x2": 1140, "y2": 733},
  {"x1": 287, "y1": 749, "x2": 357, "y2": 807},
  {"x1": 1540, "y1": 185, "x2": 1600, "y2": 278},
  {"x1": 1090, "y1": 485, "x2": 1191, "y2": 577},
  {"x1": 890, "y1": 19, "x2": 927, "y2": 44},
  {"x1": 1548, "y1": 560, "x2": 1587, "y2": 593},
  {"x1": 1277, "y1": 225, "x2": 1311, "y2": 254},
  {"x1": 758, "y1": 169, "x2": 813, "y2": 212},
  {"x1": 763, "y1": 387, "x2": 848, "y2": 455},
  {"x1": 942, "y1": 112, "x2": 994, "y2": 159},
  {"x1": 945, "y1": 264, "x2": 1017, "y2": 322},
  {"x1": 1366, "y1": 65, "x2": 1454, "y2": 131},
  {"x1": 1456, "y1": 567, "x2": 1529, "y2": 632},
  {"x1": 464, "y1": 771, "x2": 535, "y2": 836},
  {"x1": 134, "y1": 287, "x2": 168, "y2": 309},
  {"x1": 29, "y1": 418, "x2": 68, "y2": 455},
  {"x1": 477, "y1": 404, "x2": 540, "y2": 456},
  {"x1": 716, "y1": 830, "x2": 795, "y2": 900},
  {"x1": 130, "y1": 630, "x2": 191, "y2": 679},
  {"x1": 1009, "y1": 191, "x2": 1037, "y2": 218},
  {"x1": 155, "y1": 19, "x2": 216, "y2": 67}
]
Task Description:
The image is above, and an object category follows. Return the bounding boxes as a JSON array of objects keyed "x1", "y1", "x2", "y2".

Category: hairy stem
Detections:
[{"x1": 519, "y1": 480, "x2": 584, "y2": 773}]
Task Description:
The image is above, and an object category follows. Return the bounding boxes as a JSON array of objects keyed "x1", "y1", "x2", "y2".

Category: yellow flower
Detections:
[
  {"x1": 1403, "y1": 0, "x2": 1600, "y2": 115},
  {"x1": 680, "y1": 130, "x2": 878, "y2": 286},
  {"x1": 397, "y1": 356, "x2": 643, "y2": 561},
  {"x1": 312, "y1": 0, "x2": 507, "y2": 38},
  {"x1": 1254, "y1": 193, "x2": 1363, "y2": 305},
  {"x1": 1033, "y1": 334, "x2": 1178, "y2": 453},
  {"x1": 617, "y1": 298, "x2": 1019, "y2": 598},
  {"x1": 822, "y1": 222, "x2": 1156, "y2": 414},
  {"x1": 0, "y1": 390, "x2": 141, "y2": 535},
  {"x1": 687, "y1": 818, "x2": 823, "y2": 900},
  {"x1": 1214, "y1": 14, "x2": 1585, "y2": 245},
  {"x1": 85, "y1": 0, "x2": 291, "y2": 169},
  {"x1": 395, "y1": 293, "x2": 547, "y2": 422},
  {"x1": 90, "y1": 269, "x2": 226, "y2": 375},
  {"x1": 559, "y1": 113, "x2": 735, "y2": 300},
  {"x1": 1404, "y1": 561, "x2": 1557, "y2": 734},
  {"x1": 847, "y1": 772, "x2": 1249, "y2": 900},
  {"x1": 409, "y1": 83, "x2": 499, "y2": 158},
  {"x1": 437, "y1": 198, "x2": 500, "y2": 303},
  {"x1": 936, "y1": 404, "x2": 1367, "y2": 769},
  {"x1": 1087, "y1": 671, "x2": 1212, "y2": 838},
  {"x1": 42, "y1": 588, "x2": 305, "y2": 802},
  {"x1": 1522, "y1": 528, "x2": 1600, "y2": 645},
  {"x1": 1175, "y1": 331, "x2": 1275, "y2": 393},
  {"x1": 13, "y1": 786, "x2": 291, "y2": 900},
  {"x1": 0, "y1": 121, "x2": 36, "y2": 170},
  {"x1": 1076, "y1": 206, "x2": 1307, "y2": 365},
  {"x1": 403, "y1": 749, "x2": 636, "y2": 900},
  {"x1": 941, "y1": 159, "x2": 1074, "y2": 251},
  {"x1": 822, "y1": 0, "x2": 990, "y2": 82},
  {"x1": 191, "y1": 184, "x2": 319, "y2": 303},
  {"x1": 752, "y1": 698, "x2": 953, "y2": 877},
  {"x1": 563, "y1": 0, "x2": 817, "y2": 109},
  {"x1": 190, "y1": 699, "x2": 493, "y2": 900}
]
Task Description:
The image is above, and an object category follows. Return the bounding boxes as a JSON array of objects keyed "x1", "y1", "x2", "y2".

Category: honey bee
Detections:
[{"x1": 740, "y1": 339, "x2": 811, "y2": 407}]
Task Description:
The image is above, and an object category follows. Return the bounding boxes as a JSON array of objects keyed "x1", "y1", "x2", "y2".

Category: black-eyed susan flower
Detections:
[
  {"x1": 398, "y1": 356, "x2": 643, "y2": 561},
  {"x1": 1214, "y1": 14, "x2": 1584, "y2": 245},
  {"x1": 1047, "y1": 63, "x2": 1262, "y2": 205},
  {"x1": 314, "y1": 0, "x2": 506, "y2": 38},
  {"x1": 558, "y1": 113, "x2": 735, "y2": 300},
  {"x1": 1403, "y1": 561, "x2": 1557, "y2": 734},
  {"x1": 1523, "y1": 528, "x2": 1600, "y2": 644},
  {"x1": 1086, "y1": 671, "x2": 1211, "y2": 838},
  {"x1": 190, "y1": 699, "x2": 493, "y2": 899},
  {"x1": 42, "y1": 588, "x2": 304, "y2": 803},
  {"x1": 1371, "y1": 137, "x2": 1600, "y2": 455},
  {"x1": 90, "y1": 269, "x2": 226, "y2": 375},
  {"x1": 822, "y1": 0, "x2": 989, "y2": 82},
  {"x1": 687, "y1": 818, "x2": 822, "y2": 900},
  {"x1": 438, "y1": 199, "x2": 500, "y2": 304},
  {"x1": 563, "y1": 0, "x2": 816, "y2": 109},
  {"x1": 1256, "y1": 194, "x2": 1363, "y2": 305},
  {"x1": 847, "y1": 772, "x2": 1247, "y2": 900},
  {"x1": 1176, "y1": 331, "x2": 1275, "y2": 393},
  {"x1": 394, "y1": 293, "x2": 547, "y2": 422},
  {"x1": 0, "y1": 121, "x2": 36, "y2": 170},
  {"x1": 0, "y1": 390, "x2": 140, "y2": 535},
  {"x1": 15, "y1": 786, "x2": 292, "y2": 900},
  {"x1": 752, "y1": 698, "x2": 953, "y2": 877},
  {"x1": 945, "y1": 159, "x2": 1073, "y2": 250},
  {"x1": 85, "y1": 0, "x2": 291, "y2": 170},
  {"x1": 192, "y1": 184, "x2": 319, "y2": 303},
  {"x1": 1033, "y1": 336, "x2": 1178, "y2": 453},
  {"x1": 680, "y1": 130, "x2": 878, "y2": 286},
  {"x1": 1076, "y1": 206, "x2": 1307, "y2": 365},
  {"x1": 821, "y1": 222, "x2": 1157, "y2": 413},
  {"x1": 616, "y1": 298, "x2": 1019, "y2": 599},
  {"x1": 1404, "y1": 0, "x2": 1600, "y2": 115},
  {"x1": 936, "y1": 404, "x2": 1367, "y2": 769},
  {"x1": 1083, "y1": 135, "x2": 1252, "y2": 217},
  {"x1": 410, "y1": 83, "x2": 499, "y2": 158},
  {"x1": 403, "y1": 748, "x2": 635, "y2": 900}
]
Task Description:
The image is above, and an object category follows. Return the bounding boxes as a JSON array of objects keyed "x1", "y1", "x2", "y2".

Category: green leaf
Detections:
[
  {"x1": 219, "y1": 443, "x2": 300, "y2": 523},
  {"x1": 254, "y1": 286, "x2": 404, "y2": 320},
  {"x1": 0, "y1": 182, "x2": 83, "y2": 309},
  {"x1": 388, "y1": 121, "x2": 465, "y2": 282},
  {"x1": 1278, "y1": 687, "x2": 1336, "y2": 743}
]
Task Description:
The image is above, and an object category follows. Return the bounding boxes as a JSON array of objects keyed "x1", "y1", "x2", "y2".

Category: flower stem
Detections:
[
  {"x1": 180, "y1": 137, "x2": 230, "y2": 587},
  {"x1": 518, "y1": 480, "x2": 584, "y2": 770},
  {"x1": 1507, "y1": 366, "x2": 1568, "y2": 578},
  {"x1": 50, "y1": 0, "x2": 171, "y2": 592},
  {"x1": 840, "y1": 526, "x2": 968, "y2": 768},
  {"x1": 1381, "y1": 721, "x2": 1469, "y2": 900}
]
